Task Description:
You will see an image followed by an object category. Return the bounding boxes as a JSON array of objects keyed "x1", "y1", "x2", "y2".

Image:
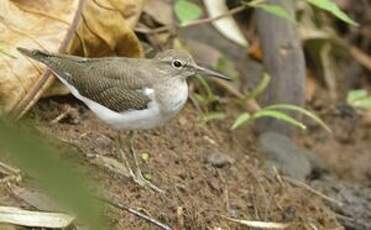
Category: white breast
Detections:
[{"x1": 157, "y1": 79, "x2": 188, "y2": 114}]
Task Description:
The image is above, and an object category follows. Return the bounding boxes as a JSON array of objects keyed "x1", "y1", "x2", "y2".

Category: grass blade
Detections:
[
  {"x1": 264, "y1": 104, "x2": 331, "y2": 133},
  {"x1": 253, "y1": 109, "x2": 307, "y2": 130},
  {"x1": 231, "y1": 112, "x2": 251, "y2": 130}
]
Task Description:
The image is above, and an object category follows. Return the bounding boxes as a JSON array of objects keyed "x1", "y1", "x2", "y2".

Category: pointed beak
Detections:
[{"x1": 193, "y1": 65, "x2": 231, "y2": 81}]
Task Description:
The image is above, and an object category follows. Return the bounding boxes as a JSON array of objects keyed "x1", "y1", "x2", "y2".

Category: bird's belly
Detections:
[{"x1": 88, "y1": 100, "x2": 171, "y2": 130}]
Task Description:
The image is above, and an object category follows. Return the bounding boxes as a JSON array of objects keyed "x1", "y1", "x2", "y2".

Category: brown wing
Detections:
[
  {"x1": 18, "y1": 49, "x2": 152, "y2": 112},
  {"x1": 80, "y1": 78, "x2": 151, "y2": 112},
  {"x1": 75, "y1": 59, "x2": 153, "y2": 112}
]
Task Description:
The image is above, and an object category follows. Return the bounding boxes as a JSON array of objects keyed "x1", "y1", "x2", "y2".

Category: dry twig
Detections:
[
  {"x1": 283, "y1": 177, "x2": 343, "y2": 207},
  {"x1": 0, "y1": 161, "x2": 21, "y2": 184},
  {"x1": 350, "y1": 46, "x2": 371, "y2": 71},
  {"x1": 98, "y1": 196, "x2": 173, "y2": 230},
  {"x1": 135, "y1": 5, "x2": 246, "y2": 34},
  {"x1": 219, "y1": 215, "x2": 290, "y2": 229}
]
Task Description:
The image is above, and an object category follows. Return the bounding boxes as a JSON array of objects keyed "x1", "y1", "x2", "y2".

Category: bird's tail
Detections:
[{"x1": 17, "y1": 47, "x2": 56, "y2": 66}]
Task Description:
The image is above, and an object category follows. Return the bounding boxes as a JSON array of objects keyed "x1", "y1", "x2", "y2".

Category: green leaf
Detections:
[
  {"x1": 264, "y1": 104, "x2": 331, "y2": 133},
  {"x1": 248, "y1": 73, "x2": 271, "y2": 99},
  {"x1": 353, "y1": 97, "x2": 371, "y2": 109},
  {"x1": 193, "y1": 93, "x2": 208, "y2": 104},
  {"x1": 306, "y1": 0, "x2": 358, "y2": 26},
  {"x1": 253, "y1": 109, "x2": 307, "y2": 130},
  {"x1": 347, "y1": 89, "x2": 368, "y2": 104},
  {"x1": 195, "y1": 75, "x2": 217, "y2": 103},
  {"x1": 0, "y1": 121, "x2": 105, "y2": 229},
  {"x1": 175, "y1": 0, "x2": 203, "y2": 24},
  {"x1": 251, "y1": 3, "x2": 294, "y2": 22},
  {"x1": 203, "y1": 112, "x2": 226, "y2": 122},
  {"x1": 231, "y1": 113, "x2": 251, "y2": 130}
]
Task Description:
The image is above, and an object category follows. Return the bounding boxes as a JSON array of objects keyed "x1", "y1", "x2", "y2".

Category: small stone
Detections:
[
  {"x1": 258, "y1": 132, "x2": 314, "y2": 181},
  {"x1": 206, "y1": 151, "x2": 234, "y2": 168},
  {"x1": 178, "y1": 116, "x2": 187, "y2": 126}
]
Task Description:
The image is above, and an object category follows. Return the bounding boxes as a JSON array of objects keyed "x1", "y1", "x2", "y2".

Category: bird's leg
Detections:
[
  {"x1": 127, "y1": 131, "x2": 165, "y2": 193},
  {"x1": 119, "y1": 131, "x2": 164, "y2": 194},
  {"x1": 116, "y1": 131, "x2": 136, "y2": 179}
]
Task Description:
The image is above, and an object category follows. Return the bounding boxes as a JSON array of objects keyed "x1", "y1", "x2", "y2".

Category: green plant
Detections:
[
  {"x1": 245, "y1": 0, "x2": 357, "y2": 25},
  {"x1": 173, "y1": 0, "x2": 357, "y2": 27},
  {"x1": 347, "y1": 90, "x2": 371, "y2": 109},
  {"x1": 244, "y1": 0, "x2": 294, "y2": 22},
  {"x1": 305, "y1": 0, "x2": 358, "y2": 26},
  {"x1": 174, "y1": 0, "x2": 203, "y2": 24},
  {"x1": 193, "y1": 75, "x2": 227, "y2": 123},
  {"x1": 231, "y1": 74, "x2": 331, "y2": 132}
]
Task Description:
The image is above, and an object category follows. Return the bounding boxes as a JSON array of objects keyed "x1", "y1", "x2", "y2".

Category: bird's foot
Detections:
[
  {"x1": 132, "y1": 169, "x2": 165, "y2": 194},
  {"x1": 116, "y1": 132, "x2": 165, "y2": 194}
]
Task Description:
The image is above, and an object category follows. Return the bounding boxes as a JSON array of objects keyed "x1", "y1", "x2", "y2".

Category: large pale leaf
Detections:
[
  {"x1": 0, "y1": 0, "x2": 145, "y2": 118},
  {"x1": 0, "y1": 0, "x2": 80, "y2": 114}
]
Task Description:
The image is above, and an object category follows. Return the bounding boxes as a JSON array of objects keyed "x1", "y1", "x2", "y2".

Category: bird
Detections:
[{"x1": 17, "y1": 47, "x2": 231, "y2": 192}]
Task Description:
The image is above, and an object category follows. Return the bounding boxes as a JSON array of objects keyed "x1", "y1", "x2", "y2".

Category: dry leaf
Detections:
[
  {"x1": 0, "y1": 0, "x2": 145, "y2": 118},
  {"x1": 67, "y1": 0, "x2": 144, "y2": 57},
  {"x1": 143, "y1": 0, "x2": 173, "y2": 25},
  {"x1": 0, "y1": 206, "x2": 74, "y2": 228},
  {"x1": 0, "y1": 0, "x2": 81, "y2": 114}
]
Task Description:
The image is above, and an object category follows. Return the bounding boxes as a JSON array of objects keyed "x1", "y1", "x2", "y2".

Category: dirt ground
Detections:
[{"x1": 1, "y1": 94, "x2": 354, "y2": 229}]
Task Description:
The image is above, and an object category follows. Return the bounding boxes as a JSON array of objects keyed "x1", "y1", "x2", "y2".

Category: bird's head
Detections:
[{"x1": 154, "y1": 49, "x2": 231, "y2": 81}]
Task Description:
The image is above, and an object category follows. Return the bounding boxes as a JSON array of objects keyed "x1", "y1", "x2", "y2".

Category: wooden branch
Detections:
[{"x1": 255, "y1": 0, "x2": 306, "y2": 135}]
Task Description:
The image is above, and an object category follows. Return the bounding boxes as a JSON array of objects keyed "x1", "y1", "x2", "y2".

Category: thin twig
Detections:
[
  {"x1": 283, "y1": 177, "x2": 343, "y2": 207},
  {"x1": 219, "y1": 215, "x2": 290, "y2": 229},
  {"x1": 0, "y1": 161, "x2": 22, "y2": 184},
  {"x1": 97, "y1": 196, "x2": 173, "y2": 230},
  {"x1": 350, "y1": 46, "x2": 371, "y2": 71},
  {"x1": 213, "y1": 79, "x2": 261, "y2": 113},
  {"x1": 0, "y1": 161, "x2": 20, "y2": 175},
  {"x1": 135, "y1": 5, "x2": 246, "y2": 34},
  {"x1": 176, "y1": 206, "x2": 184, "y2": 230},
  {"x1": 50, "y1": 106, "x2": 72, "y2": 124}
]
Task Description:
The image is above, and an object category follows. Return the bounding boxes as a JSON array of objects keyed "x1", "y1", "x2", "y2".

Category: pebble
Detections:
[
  {"x1": 206, "y1": 151, "x2": 235, "y2": 168},
  {"x1": 258, "y1": 132, "x2": 319, "y2": 181}
]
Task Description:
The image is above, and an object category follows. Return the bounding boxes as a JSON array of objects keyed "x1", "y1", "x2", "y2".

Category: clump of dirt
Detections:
[{"x1": 5, "y1": 96, "x2": 341, "y2": 229}]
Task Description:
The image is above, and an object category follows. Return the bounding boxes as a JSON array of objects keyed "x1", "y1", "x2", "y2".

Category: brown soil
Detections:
[{"x1": 0, "y1": 96, "x2": 345, "y2": 229}]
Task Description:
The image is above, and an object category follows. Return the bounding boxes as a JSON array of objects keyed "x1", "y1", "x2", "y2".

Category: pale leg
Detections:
[{"x1": 117, "y1": 131, "x2": 164, "y2": 193}]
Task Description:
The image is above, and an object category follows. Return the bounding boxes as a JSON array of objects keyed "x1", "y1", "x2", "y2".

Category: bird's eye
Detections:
[{"x1": 172, "y1": 59, "x2": 183, "y2": 69}]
